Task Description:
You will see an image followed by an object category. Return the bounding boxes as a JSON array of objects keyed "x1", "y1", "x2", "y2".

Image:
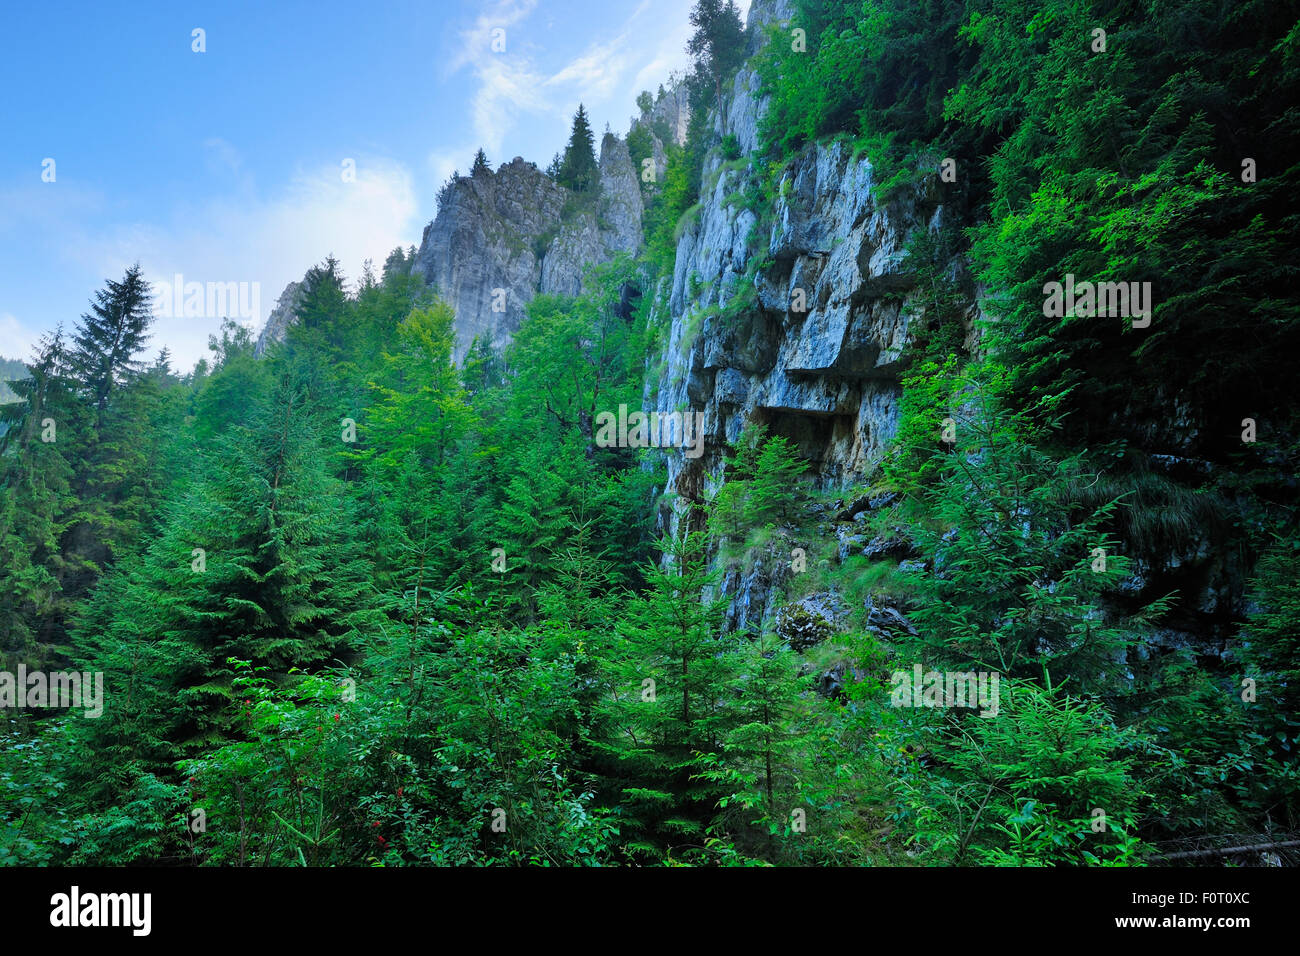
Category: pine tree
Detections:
[
  {"x1": 599, "y1": 528, "x2": 738, "y2": 860},
  {"x1": 557, "y1": 104, "x2": 600, "y2": 193},
  {"x1": 69, "y1": 264, "x2": 154, "y2": 423},
  {"x1": 471, "y1": 148, "x2": 491, "y2": 176},
  {"x1": 687, "y1": 0, "x2": 746, "y2": 109}
]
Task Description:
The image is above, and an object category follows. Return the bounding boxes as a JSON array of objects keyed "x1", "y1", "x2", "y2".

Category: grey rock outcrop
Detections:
[
  {"x1": 408, "y1": 157, "x2": 565, "y2": 362},
  {"x1": 409, "y1": 135, "x2": 643, "y2": 361},
  {"x1": 253, "y1": 280, "x2": 305, "y2": 357},
  {"x1": 258, "y1": 133, "x2": 647, "y2": 361},
  {"x1": 655, "y1": 136, "x2": 964, "y2": 531},
  {"x1": 540, "y1": 134, "x2": 644, "y2": 296}
]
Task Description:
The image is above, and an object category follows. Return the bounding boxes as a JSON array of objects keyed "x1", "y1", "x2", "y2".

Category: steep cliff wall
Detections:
[
  {"x1": 253, "y1": 279, "x2": 305, "y2": 357},
  {"x1": 638, "y1": 0, "x2": 976, "y2": 639},
  {"x1": 256, "y1": 135, "x2": 644, "y2": 360},
  {"x1": 409, "y1": 134, "x2": 643, "y2": 360},
  {"x1": 650, "y1": 0, "x2": 1240, "y2": 650},
  {"x1": 654, "y1": 80, "x2": 972, "y2": 530}
]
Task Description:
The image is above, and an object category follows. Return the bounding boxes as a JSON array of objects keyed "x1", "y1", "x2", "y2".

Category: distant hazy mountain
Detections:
[{"x1": 0, "y1": 355, "x2": 27, "y2": 403}]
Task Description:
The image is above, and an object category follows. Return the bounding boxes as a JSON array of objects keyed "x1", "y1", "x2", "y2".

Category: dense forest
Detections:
[{"x1": 1, "y1": 0, "x2": 1297, "y2": 867}]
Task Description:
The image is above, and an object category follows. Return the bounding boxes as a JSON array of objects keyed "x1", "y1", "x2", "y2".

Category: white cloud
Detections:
[
  {"x1": 0, "y1": 313, "x2": 41, "y2": 362},
  {"x1": 443, "y1": 0, "x2": 705, "y2": 161},
  {"x1": 62, "y1": 158, "x2": 420, "y2": 372},
  {"x1": 545, "y1": 33, "x2": 631, "y2": 101},
  {"x1": 472, "y1": 58, "x2": 554, "y2": 155}
]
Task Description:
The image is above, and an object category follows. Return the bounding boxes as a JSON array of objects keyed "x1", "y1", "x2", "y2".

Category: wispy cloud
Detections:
[
  {"x1": 59, "y1": 158, "x2": 419, "y2": 371},
  {"x1": 443, "y1": 0, "x2": 704, "y2": 158},
  {"x1": 0, "y1": 313, "x2": 41, "y2": 362},
  {"x1": 443, "y1": 0, "x2": 548, "y2": 155}
]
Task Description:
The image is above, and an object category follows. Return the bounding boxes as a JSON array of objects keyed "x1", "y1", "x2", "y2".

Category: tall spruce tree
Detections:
[
  {"x1": 687, "y1": 0, "x2": 746, "y2": 108},
  {"x1": 0, "y1": 332, "x2": 81, "y2": 665},
  {"x1": 69, "y1": 264, "x2": 154, "y2": 423},
  {"x1": 557, "y1": 104, "x2": 599, "y2": 193},
  {"x1": 74, "y1": 361, "x2": 379, "y2": 761},
  {"x1": 599, "y1": 529, "x2": 739, "y2": 860}
]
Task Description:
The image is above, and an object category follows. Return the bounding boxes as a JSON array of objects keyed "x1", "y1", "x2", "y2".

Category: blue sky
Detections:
[{"x1": 0, "y1": 0, "x2": 746, "y2": 371}]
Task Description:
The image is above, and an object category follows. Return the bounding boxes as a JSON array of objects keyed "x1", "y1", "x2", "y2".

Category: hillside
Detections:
[{"x1": 1, "y1": 0, "x2": 1297, "y2": 869}]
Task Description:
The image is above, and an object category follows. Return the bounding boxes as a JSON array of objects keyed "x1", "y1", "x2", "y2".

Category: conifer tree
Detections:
[
  {"x1": 68, "y1": 263, "x2": 153, "y2": 423},
  {"x1": 687, "y1": 0, "x2": 746, "y2": 109},
  {"x1": 291, "y1": 255, "x2": 351, "y2": 358},
  {"x1": 76, "y1": 363, "x2": 379, "y2": 755},
  {"x1": 381, "y1": 246, "x2": 408, "y2": 283},
  {"x1": 708, "y1": 628, "x2": 815, "y2": 860},
  {"x1": 557, "y1": 104, "x2": 600, "y2": 193},
  {"x1": 0, "y1": 332, "x2": 80, "y2": 665},
  {"x1": 600, "y1": 529, "x2": 738, "y2": 859}
]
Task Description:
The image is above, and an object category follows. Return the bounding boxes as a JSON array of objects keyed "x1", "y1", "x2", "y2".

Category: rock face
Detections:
[
  {"x1": 650, "y1": 0, "x2": 970, "y2": 529},
  {"x1": 630, "y1": 78, "x2": 691, "y2": 183},
  {"x1": 649, "y1": 0, "x2": 1240, "y2": 646},
  {"x1": 643, "y1": 0, "x2": 978, "y2": 631},
  {"x1": 654, "y1": 138, "x2": 966, "y2": 531},
  {"x1": 539, "y1": 134, "x2": 644, "y2": 297},
  {"x1": 409, "y1": 135, "x2": 643, "y2": 361},
  {"x1": 254, "y1": 280, "x2": 305, "y2": 357},
  {"x1": 256, "y1": 135, "x2": 645, "y2": 361}
]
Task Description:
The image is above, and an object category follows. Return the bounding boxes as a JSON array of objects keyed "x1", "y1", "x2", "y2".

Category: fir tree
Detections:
[
  {"x1": 687, "y1": 0, "x2": 746, "y2": 109},
  {"x1": 69, "y1": 263, "x2": 154, "y2": 422},
  {"x1": 557, "y1": 104, "x2": 600, "y2": 193},
  {"x1": 0, "y1": 332, "x2": 80, "y2": 665},
  {"x1": 599, "y1": 528, "x2": 738, "y2": 860}
]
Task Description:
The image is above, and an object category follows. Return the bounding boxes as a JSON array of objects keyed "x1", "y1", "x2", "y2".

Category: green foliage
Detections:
[
  {"x1": 5, "y1": 0, "x2": 1297, "y2": 871},
  {"x1": 556, "y1": 104, "x2": 600, "y2": 194},
  {"x1": 708, "y1": 424, "x2": 811, "y2": 541},
  {"x1": 596, "y1": 530, "x2": 743, "y2": 861},
  {"x1": 895, "y1": 679, "x2": 1147, "y2": 866},
  {"x1": 883, "y1": 365, "x2": 1172, "y2": 687},
  {"x1": 626, "y1": 125, "x2": 655, "y2": 192},
  {"x1": 0, "y1": 357, "x2": 27, "y2": 404},
  {"x1": 687, "y1": 0, "x2": 747, "y2": 110}
]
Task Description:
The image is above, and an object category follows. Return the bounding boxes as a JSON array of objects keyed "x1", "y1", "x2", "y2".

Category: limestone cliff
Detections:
[
  {"x1": 253, "y1": 279, "x2": 305, "y2": 358},
  {"x1": 648, "y1": 0, "x2": 1239, "y2": 652},
  {"x1": 256, "y1": 136, "x2": 644, "y2": 361},
  {"x1": 408, "y1": 134, "x2": 643, "y2": 361}
]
